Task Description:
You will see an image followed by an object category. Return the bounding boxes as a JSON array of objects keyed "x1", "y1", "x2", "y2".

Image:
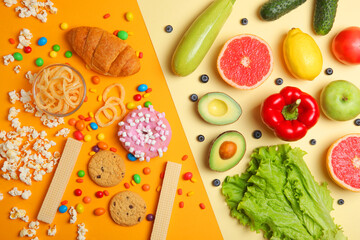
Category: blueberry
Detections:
[
  {"x1": 190, "y1": 94, "x2": 198, "y2": 102},
  {"x1": 325, "y1": 68, "x2": 333, "y2": 75},
  {"x1": 212, "y1": 179, "x2": 221, "y2": 187},
  {"x1": 200, "y1": 74, "x2": 209, "y2": 83},
  {"x1": 337, "y1": 199, "x2": 344, "y2": 205},
  {"x1": 197, "y1": 135, "x2": 205, "y2": 142},
  {"x1": 146, "y1": 214, "x2": 155, "y2": 221},
  {"x1": 165, "y1": 25, "x2": 173, "y2": 33},
  {"x1": 354, "y1": 119, "x2": 360, "y2": 126},
  {"x1": 240, "y1": 18, "x2": 248, "y2": 25},
  {"x1": 252, "y1": 130, "x2": 262, "y2": 139},
  {"x1": 275, "y1": 78, "x2": 283, "y2": 85},
  {"x1": 310, "y1": 139, "x2": 317, "y2": 145}
]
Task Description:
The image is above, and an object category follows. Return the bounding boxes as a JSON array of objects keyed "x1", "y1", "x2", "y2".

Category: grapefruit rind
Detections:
[
  {"x1": 216, "y1": 34, "x2": 274, "y2": 90},
  {"x1": 326, "y1": 134, "x2": 360, "y2": 192}
]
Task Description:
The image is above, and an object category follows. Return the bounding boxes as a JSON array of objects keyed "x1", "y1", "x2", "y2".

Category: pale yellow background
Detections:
[{"x1": 138, "y1": 0, "x2": 360, "y2": 239}]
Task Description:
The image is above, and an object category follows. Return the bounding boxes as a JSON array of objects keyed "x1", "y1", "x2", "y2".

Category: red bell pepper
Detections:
[{"x1": 260, "y1": 86, "x2": 320, "y2": 141}]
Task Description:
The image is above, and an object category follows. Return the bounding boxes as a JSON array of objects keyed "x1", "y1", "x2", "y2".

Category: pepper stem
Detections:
[{"x1": 282, "y1": 99, "x2": 301, "y2": 121}]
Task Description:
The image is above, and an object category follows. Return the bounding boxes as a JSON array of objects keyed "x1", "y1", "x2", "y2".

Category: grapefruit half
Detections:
[
  {"x1": 327, "y1": 134, "x2": 360, "y2": 192},
  {"x1": 217, "y1": 34, "x2": 273, "y2": 90}
]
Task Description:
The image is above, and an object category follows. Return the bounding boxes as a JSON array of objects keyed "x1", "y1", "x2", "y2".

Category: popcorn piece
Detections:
[
  {"x1": 8, "y1": 107, "x2": 21, "y2": 121},
  {"x1": 69, "y1": 206, "x2": 77, "y2": 224},
  {"x1": 19, "y1": 228, "x2": 36, "y2": 237},
  {"x1": 20, "y1": 89, "x2": 32, "y2": 103},
  {"x1": 14, "y1": 65, "x2": 21, "y2": 74},
  {"x1": 17, "y1": 28, "x2": 32, "y2": 49},
  {"x1": 29, "y1": 220, "x2": 40, "y2": 230},
  {"x1": 4, "y1": 0, "x2": 17, "y2": 7},
  {"x1": 3, "y1": 54, "x2": 14, "y2": 66},
  {"x1": 9, "y1": 207, "x2": 29, "y2": 222},
  {"x1": 8, "y1": 90, "x2": 19, "y2": 103},
  {"x1": 21, "y1": 189, "x2": 32, "y2": 199},
  {"x1": 47, "y1": 225, "x2": 56, "y2": 236},
  {"x1": 0, "y1": 192, "x2": 3, "y2": 200},
  {"x1": 55, "y1": 128, "x2": 70, "y2": 137},
  {"x1": 77, "y1": 223, "x2": 88, "y2": 240},
  {"x1": 25, "y1": 71, "x2": 36, "y2": 84},
  {"x1": 8, "y1": 187, "x2": 23, "y2": 196}
]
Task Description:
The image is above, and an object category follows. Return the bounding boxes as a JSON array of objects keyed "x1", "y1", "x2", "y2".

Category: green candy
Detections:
[
  {"x1": 144, "y1": 101, "x2": 152, "y2": 108},
  {"x1": 13, "y1": 52, "x2": 23, "y2": 61},
  {"x1": 65, "y1": 51, "x2": 72, "y2": 58},
  {"x1": 77, "y1": 170, "x2": 85, "y2": 178},
  {"x1": 117, "y1": 31, "x2": 128, "y2": 40},
  {"x1": 53, "y1": 44, "x2": 60, "y2": 52},
  {"x1": 35, "y1": 58, "x2": 44, "y2": 67},
  {"x1": 133, "y1": 174, "x2": 141, "y2": 184}
]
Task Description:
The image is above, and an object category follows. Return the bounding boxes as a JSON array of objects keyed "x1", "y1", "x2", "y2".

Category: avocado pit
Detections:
[{"x1": 219, "y1": 141, "x2": 237, "y2": 159}]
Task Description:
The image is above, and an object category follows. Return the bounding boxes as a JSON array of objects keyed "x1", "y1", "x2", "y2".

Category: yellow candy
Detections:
[
  {"x1": 49, "y1": 51, "x2": 57, "y2": 58},
  {"x1": 127, "y1": 31, "x2": 134, "y2": 36},
  {"x1": 97, "y1": 95, "x2": 102, "y2": 102},
  {"x1": 131, "y1": 180, "x2": 136, "y2": 186},
  {"x1": 125, "y1": 12, "x2": 134, "y2": 22},
  {"x1": 126, "y1": 102, "x2": 135, "y2": 110},
  {"x1": 88, "y1": 112, "x2": 94, "y2": 118},
  {"x1": 89, "y1": 88, "x2": 97, "y2": 93},
  {"x1": 86, "y1": 125, "x2": 92, "y2": 131},
  {"x1": 97, "y1": 133, "x2": 105, "y2": 141},
  {"x1": 76, "y1": 203, "x2": 84, "y2": 213},
  {"x1": 143, "y1": 93, "x2": 150, "y2": 98},
  {"x1": 187, "y1": 191, "x2": 194, "y2": 197},
  {"x1": 84, "y1": 135, "x2": 91, "y2": 142},
  {"x1": 190, "y1": 177, "x2": 197, "y2": 183},
  {"x1": 60, "y1": 22, "x2": 69, "y2": 30},
  {"x1": 89, "y1": 151, "x2": 95, "y2": 156},
  {"x1": 156, "y1": 186, "x2": 162, "y2": 192},
  {"x1": 135, "y1": 51, "x2": 140, "y2": 57}
]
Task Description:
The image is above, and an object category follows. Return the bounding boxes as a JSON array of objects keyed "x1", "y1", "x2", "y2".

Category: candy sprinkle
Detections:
[
  {"x1": 187, "y1": 191, "x2": 194, "y2": 197},
  {"x1": 199, "y1": 203, "x2": 206, "y2": 209},
  {"x1": 9, "y1": 38, "x2": 15, "y2": 44},
  {"x1": 103, "y1": 13, "x2": 111, "y2": 19},
  {"x1": 182, "y1": 155, "x2": 188, "y2": 161},
  {"x1": 179, "y1": 201, "x2": 184, "y2": 208},
  {"x1": 124, "y1": 182, "x2": 130, "y2": 189}
]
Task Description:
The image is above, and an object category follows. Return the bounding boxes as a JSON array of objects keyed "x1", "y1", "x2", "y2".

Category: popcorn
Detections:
[
  {"x1": 29, "y1": 221, "x2": 40, "y2": 229},
  {"x1": 8, "y1": 187, "x2": 23, "y2": 196},
  {"x1": 8, "y1": 90, "x2": 20, "y2": 103},
  {"x1": 19, "y1": 228, "x2": 36, "y2": 237},
  {"x1": 25, "y1": 71, "x2": 36, "y2": 84},
  {"x1": 36, "y1": 9, "x2": 47, "y2": 22},
  {"x1": 10, "y1": 0, "x2": 57, "y2": 22},
  {"x1": 55, "y1": 128, "x2": 70, "y2": 137},
  {"x1": 21, "y1": 189, "x2": 32, "y2": 199},
  {"x1": 20, "y1": 89, "x2": 32, "y2": 103},
  {"x1": 8, "y1": 107, "x2": 20, "y2": 121},
  {"x1": 47, "y1": 225, "x2": 56, "y2": 236},
  {"x1": 77, "y1": 223, "x2": 88, "y2": 240},
  {"x1": 0, "y1": 192, "x2": 3, "y2": 200},
  {"x1": 17, "y1": 28, "x2": 32, "y2": 49},
  {"x1": 10, "y1": 207, "x2": 29, "y2": 222},
  {"x1": 4, "y1": 0, "x2": 17, "y2": 7},
  {"x1": 14, "y1": 65, "x2": 21, "y2": 74},
  {"x1": 3, "y1": 54, "x2": 14, "y2": 65},
  {"x1": 69, "y1": 206, "x2": 77, "y2": 224}
]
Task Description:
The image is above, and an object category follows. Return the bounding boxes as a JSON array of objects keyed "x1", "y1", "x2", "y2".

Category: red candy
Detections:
[
  {"x1": 76, "y1": 179, "x2": 84, "y2": 183},
  {"x1": 68, "y1": 118, "x2": 76, "y2": 126},
  {"x1": 24, "y1": 46, "x2": 32, "y2": 53},
  {"x1": 113, "y1": 30, "x2": 119, "y2": 36},
  {"x1": 179, "y1": 201, "x2": 184, "y2": 208},
  {"x1": 139, "y1": 52, "x2": 143, "y2": 58},
  {"x1": 178, "y1": 188, "x2": 183, "y2": 195},
  {"x1": 9, "y1": 38, "x2": 15, "y2": 44},
  {"x1": 61, "y1": 200, "x2": 68, "y2": 205},
  {"x1": 160, "y1": 171, "x2": 165, "y2": 179},
  {"x1": 110, "y1": 147, "x2": 117, "y2": 152},
  {"x1": 95, "y1": 191, "x2": 104, "y2": 198},
  {"x1": 84, "y1": 96, "x2": 88, "y2": 102},
  {"x1": 84, "y1": 117, "x2": 92, "y2": 121},
  {"x1": 124, "y1": 183, "x2": 130, "y2": 189},
  {"x1": 103, "y1": 13, "x2": 111, "y2": 19},
  {"x1": 200, "y1": 203, "x2": 206, "y2": 209},
  {"x1": 145, "y1": 88, "x2": 152, "y2": 93},
  {"x1": 74, "y1": 189, "x2": 82, "y2": 196},
  {"x1": 78, "y1": 115, "x2": 85, "y2": 120},
  {"x1": 73, "y1": 131, "x2": 84, "y2": 141},
  {"x1": 133, "y1": 94, "x2": 141, "y2": 101},
  {"x1": 183, "y1": 172, "x2": 193, "y2": 180},
  {"x1": 182, "y1": 155, "x2": 188, "y2": 161},
  {"x1": 103, "y1": 190, "x2": 109, "y2": 196}
]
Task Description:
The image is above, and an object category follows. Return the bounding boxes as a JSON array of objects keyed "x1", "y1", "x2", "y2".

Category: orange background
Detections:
[{"x1": 0, "y1": 0, "x2": 222, "y2": 239}]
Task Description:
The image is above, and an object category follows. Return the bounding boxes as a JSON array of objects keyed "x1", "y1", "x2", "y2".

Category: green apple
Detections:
[{"x1": 320, "y1": 80, "x2": 360, "y2": 121}]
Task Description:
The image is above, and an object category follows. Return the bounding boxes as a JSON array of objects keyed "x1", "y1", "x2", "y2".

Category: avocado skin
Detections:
[
  {"x1": 260, "y1": 0, "x2": 307, "y2": 21},
  {"x1": 313, "y1": 0, "x2": 338, "y2": 35}
]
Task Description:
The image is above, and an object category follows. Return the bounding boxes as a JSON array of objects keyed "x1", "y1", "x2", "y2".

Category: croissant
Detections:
[{"x1": 67, "y1": 26, "x2": 140, "y2": 77}]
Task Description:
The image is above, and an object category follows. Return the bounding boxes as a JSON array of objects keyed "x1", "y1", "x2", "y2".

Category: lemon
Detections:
[{"x1": 283, "y1": 28, "x2": 323, "y2": 80}]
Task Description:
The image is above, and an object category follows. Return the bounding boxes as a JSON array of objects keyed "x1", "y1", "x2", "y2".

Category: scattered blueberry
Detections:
[
  {"x1": 310, "y1": 139, "x2": 317, "y2": 145},
  {"x1": 240, "y1": 18, "x2": 248, "y2": 25},
  {"x1": 146, "y1": 214, "x2": 155, "y2": 221},
  {"x1": 354, "y1": 118, "x2": 360, "y2": 126},
  {"x1": 252, "y1": 130, "x2": 262, "y2": 139},
  {"x1": 200, "y1": 74, "x2": 209, "y2": 83},
  {"x1": 197, "y1": 135, "x2": 205, "y2": 142},
  {"x1": 337, "y1": 199, "x2": 344, "y2": 205},
  {"x1": 190, "y1": 94, "x2": 198, "y2": 102},
  {"x1": 275, "y1": 78, "x2": 283, "y2": 85},
  {"x1": 325, "y1": 68, "x2": 333, "y2": 75},
  {"x1": 212, "y1": 179, "x2": 221, "y2": 187},
  {"x1": 165, "y1": 25, "x2": 173, "y2": 33}
]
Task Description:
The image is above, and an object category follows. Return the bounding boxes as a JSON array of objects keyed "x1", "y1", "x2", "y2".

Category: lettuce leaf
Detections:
[{"x1": 222, "y1": 144, "x2": 347, "y2": 240}]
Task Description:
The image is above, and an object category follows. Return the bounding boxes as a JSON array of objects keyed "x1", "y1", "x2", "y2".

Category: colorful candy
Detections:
[
  {"x1": 160, "y1": 171, "x2": 165, "y2": 179},
  {"x1": 143, "y1": 167, "x2": 151, "y2": 175},
  {"x1": 97, "y1": 142, "x2": 108, "y2": 150},
  {"x1": 76, "y1": 179, "x2": 84, "y2": 183},
  {"x1": 58, "y1": 205, "x2": 68, "y2": 213},
  {"x1": 91, "y1": 76, "x2": 100, "y2": 84},
  {"x1": 77, "y1": 170, "x2": 85, "y2": 178},
  {"x1": 117, "y1": 30, "x2": 128, "y2": 40},
  {"x1": 90, "y1": 122, "x2": 98, "y2": 130},
  {"x1": 139, "y1": 52, "x2": 143, "y2": 58},
  {"x1": 83, "y1": 196, "x2": 91, "y2": 204},
  {"x1": 143, "y1": 93, "x2": 150, "y2": 98},
  {"x1": 142, "y1": 184, "x2": 150, "y2": 191},
  {"x1": 145, "y1": 88, "x2": 152, "y2": 93},
  {"x1": 103, "y1": 190, "x2": 109, "y2": 196},
  {"x1": 75, "y1": 120, "x2": 85, "y2": 130},
  {"x1": 103, "y1": 13, "x2": 111, "y2": 19},
  {"x1": 94, "y1": 208, "x2": 106, "y2": 216},
  {"x1": 84, "y1": 117, "x2": 92, "y2": 121},
  {"x1": 187, "y1": 191, "x2": 194, "y2": 197},
  {"x1": 96, "y1": 133, "x2": 105, "y2": 141},
  {"x1": 73, "y1": 131, "x2": 84, "y2": 141},
  {"x1": 79, "y1": 115, "x2": 85, "y2": 120},
  {"x1": 183, "y1": 172, "x2": 193, "y2": 180},
  {"x1": 24, "y1": 46, "x2": 32, "y2": 53},
  {"x1": 146, "y1": 214, "x2": 154, "y2": 221},
  {"x1": 60, "y1": 22, "x2": 69, "y2": 30},
  {"x1": 76, "y1": 203, "x2": 84, "y2": 213},
  {"x1": 144, "y1": 101, "x2": 152, "y2": 108},
  {"x1": 92, "y1": 145, "x2": 100, "y2": 152},
  {"x1": 61, "y1": 200, "x2": 68, "y2": 205},
  {"x1": 126, "y1": 102, "x2": 135, "y2": 110},
  {"x1": 133, "y1": 174, "x2": 141, "y2": 184},
  {"x1": 125, "y1": 12, "x2": 134, "y2": 21},
  {"x1": 137, "y1": 84, "x2": 148, "y2": 92},
  {"x1": 190, "y1": 177, "x2": 197, "y2": 183},
  {"x1": 37, "y1": 37, "x2": 47, "y2": 46},
  {"x1": 124, "y1": 182, "x2": 130, "y2": 189},
  {"x1": 65, "y1": 51, "x2": 72, "y2": 58},
  {"x1": 68, "y1": 118, "x2": 76, "y2": 126},
  {"x1": 127, "y1": 153, "x2": 137, "y2": 161},
  {"x1": 199, "y1": 203, "x2": 206, "y2": 209},
  {"x1": 74, "y1": 189, "x2": 82, "y2": 196},
  {"x1": 9, "y1": 38, "x2": 15, "y2": 44},
  {"x1": 89, "y1": 151, "x2": 96, "y2": 156},
  {"x1": 178, "y1": 188, "x2": 183, "y2": 195},
  {"x1": 182, "y1": 155, "x2": 188, "y2": 161},
  {"x1": 13, "y1": 52, "x2": 23, "y2": 61},
  {"x1": 179, "y1": 201, "x2": 184, "y2": 208},
  {"x1": 110, "y1": 147, "x2": 117, "y2": 152},
  {"x1": 133, "y1": 94, "x2": 141, "y2": 101},
  {"x1": 35, "y1": 58, "x2": 44, "y2": 67},
  {"x1": 49, "y1": 51, "x2": 57, "y2": 58},
  {"x1": 52, "y1": 44, "x2": 60, "y2": 52},
  {"x1": 95, "y1": 191, "x2": 104, "y2": 198}
]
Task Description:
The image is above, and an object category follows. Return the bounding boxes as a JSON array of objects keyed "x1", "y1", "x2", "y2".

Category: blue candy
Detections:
[
  {"x1": 127, "y1": 153, "x2": 137, "y2": 161},
  {"x1": 58, "y1": 205, "x2": 68, "y2": 213},
  {"x1": 37, "y1": 37, "x2": 47, "y2": 46},
  {"x1": 137, "y1": 84, "x2": 148, "y2": 92},
  {"x1": 89, "y1": 122, "x2": 98, "y2": 130}
]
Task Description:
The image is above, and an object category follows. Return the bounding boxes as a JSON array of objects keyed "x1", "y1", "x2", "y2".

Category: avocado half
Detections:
[
  {"x1": 197, "y1": 92, "x2": 241, "y2": 125},
  {"x1": 209, "y1": 131, "x2": 246, "y2": 172}
]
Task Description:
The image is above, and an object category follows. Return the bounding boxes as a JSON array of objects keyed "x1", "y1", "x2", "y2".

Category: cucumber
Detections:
[
  {"x1": 171, "y1": 0, "x2": 236, "y2": 76},
  {"x1": 313, "y1": 0, "x2": 338, "y2": 35},
  {"x1": 260, "y1": 0, "x2": 307, "y2": 21}
]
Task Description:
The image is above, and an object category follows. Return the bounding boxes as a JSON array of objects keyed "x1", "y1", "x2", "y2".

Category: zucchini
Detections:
[
  {"x1": 313, "y1": 0, "x2": 338, "y2": 35},
  {"x1": 260, "y1": 0, "x2": 307, "y2": 21},
  {"x1": 171, "y1": 0, "x2": 236, "y2": 76}
]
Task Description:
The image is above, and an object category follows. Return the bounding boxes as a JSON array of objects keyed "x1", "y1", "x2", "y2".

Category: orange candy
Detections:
[
  {"x1": 97, "y1": 142, "x2": 108, "y2": 150},
  {"x1": 91, "y1": 76, "x2": 100, "y2": 84},
  {"x1": 75, "y1": 120, "x2": 85, "y2": 131},
  {"x1": 83, "y1": 196, "x2": 91, "y2": 204},
  {"x1": 143, "y1": 167, "x2": 151, "y2": 175},
  {"x1": 142, "y1": 184, "x2": 150, "y2": 191},
  {"x1": 68, "y1": 118, "x2": 77, "y2": 126},
  {"x1": 94, "y1": 208, "x2": 106, "y2": 216}
]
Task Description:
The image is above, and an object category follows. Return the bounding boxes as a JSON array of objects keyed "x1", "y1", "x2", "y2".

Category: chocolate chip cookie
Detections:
[
  {"x1": 109, "y1": 191, "x2": 147, "y2": 226},
  {"x1": 88, "y1": 150, "x2": 126, "y2": 187}
]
